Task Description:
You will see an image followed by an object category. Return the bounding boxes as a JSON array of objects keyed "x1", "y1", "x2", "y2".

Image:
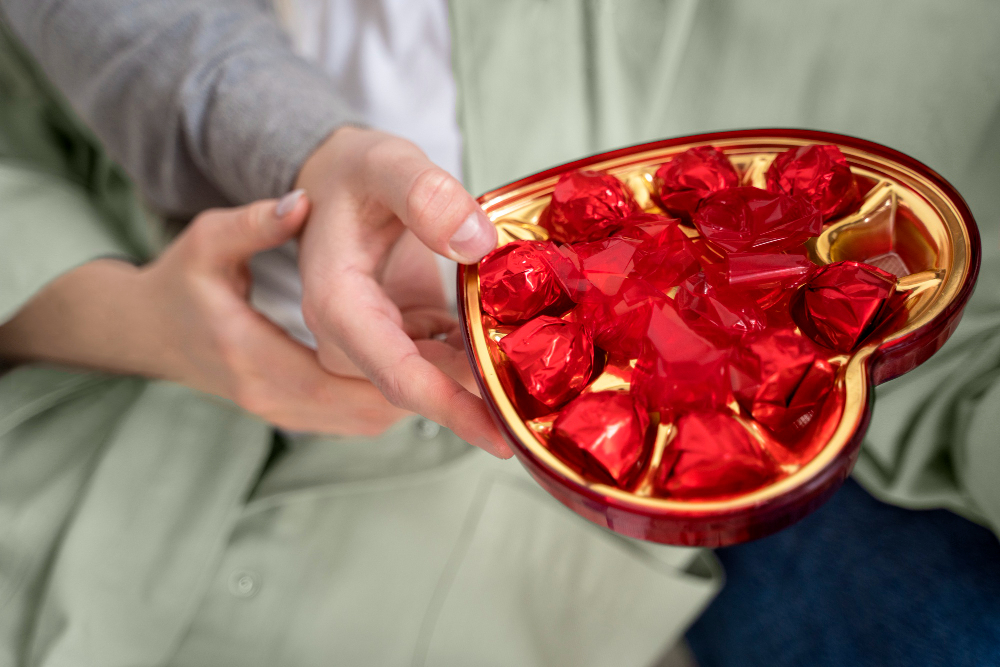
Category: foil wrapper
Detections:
[
  {"x1": 767, "y1": 144, "x2": 860, "y2": 220},
  {"x1": 653, "y1": 146, "x2": 740, "y2": 224},
  {"x1": 655, "y1": 411, "x2": 775, "y2": 498},
  {"x1": 549, "y1": 391, "x2": 651, "y2": 489},
  {"x1": 632, "y1": 304, "x2": 732, "y2": 415},
  {"x1": 539, "y1": 169, "x2": 641, "y2": 243},
  {"x1": 570, "y1": 278, "x2": 668, "y2": 358},
  {"x1": 557, "y1": 218, "x2": 701, "y2": 296},
  {"x1": 694, "y1": 186, "x2": 823, "y2": 254},
  {"x1": 560, "y1": 236, "x2": 644, "y2": 299},
  {"x1": 613, "y1": 212, "x2": 684, "y2": 243},
  {"x1": 625, "y1": 221, "x2": 703, "y2": 292},
  {"x1": 479, "y1": 240, "x2": 568, "y2": 323},
  {"x1": 499, "y1": 315, "x2": 595, "y2": 408},
  {"x1": 794, "y1": 260, "x2": 899, "y2": 352},
  {"x1": 730, "y1": 329, "x2": 837, "y2": 436},
  {"x1": 675, "y1": 271, "x2": 767, "y2": 344}
]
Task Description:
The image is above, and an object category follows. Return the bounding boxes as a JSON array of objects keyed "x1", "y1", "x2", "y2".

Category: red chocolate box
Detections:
[{"x1": 460, "y1": 130, "x2": 980, "y2": 547}]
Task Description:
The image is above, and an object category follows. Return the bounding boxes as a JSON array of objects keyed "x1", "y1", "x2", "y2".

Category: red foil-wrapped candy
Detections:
[
  {"x1": 766, "y1": 145, "x2": 860, "y2": 220},
  {"x1": 614, "y1": 212, "x2": 684, "y2": 243},
  {"x1": 624, "y1": 221, "x2": 703, "y2": 292},
  {"x1": 654, "y1": 411, "x2": 775, "y2": 499},
  {"x1": 653, "y1": 146, "x2": 740, "y2": 224},
  {"x1": 793, "y1": 261, "x2": 899, "y2": 352},
  {"x1": 632, "y1": 304, "x2": 732, "y2": 415},
  {"x1": 549, "y1": 392, "x2": 651, "y2": 489},
  {"x1": 571, "y1": 278, "x2": 668, "y2": 358},
  {"x1": 562, "y1": 236, "x2": 644, "y2": 299},
  {"x1": 675, "y1": 272, "x2": 767, "y2": 344},
  {"x1": 499, "y1": 315, "x2": 594, "y2": 408},
  {"x1": 730, "y1": 329, "x2": 837, "y2": 436},
  {"x1": 694, "y1": 187, "x2": 823, "y2": 254},
  {"x1": 539, "y1": 170, "x2": 641, "y2": 243},
  {"x1": 479, "y1": 240, "x2": 568, "y2": 323}
]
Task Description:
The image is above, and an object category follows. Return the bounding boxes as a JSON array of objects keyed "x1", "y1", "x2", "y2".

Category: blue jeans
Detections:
[{"x1": 686, "y1": 478, "x2": 1000, "y2": 667}]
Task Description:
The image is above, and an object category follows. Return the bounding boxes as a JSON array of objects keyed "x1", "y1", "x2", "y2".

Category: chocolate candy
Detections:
[
  {"x1": 730, "y1": 328, "x2": 837, "y2": 435},
  {"x1": 793, "y1": 260, "x2": 898, "y2": 352},
  {"x1": 655, "y1": 411, "x2": 775, "y2": 498},
  {"x1": 653, "y1": 146, "x2": 740, "y2": 224},
  {"x1": 570, "y1": 278, "x2": 668, "y2": 358},
  {"x1": 675, "y1": 271, "x2": 767, "y2": 344},
  {"x1": 539, "y1": 169, "x2": 641, "y2": 243},
  {"x1": 694, "y1": 186, "x2": 822, "y2": 254},
  {"x1": 480, "y1": 240, "x2": 568, "y2": 323},
  {"x1": 632, "y1": 303, "x2": 733, "y2": 415},
  {"x1": 499, "y1": 315, "x2": 594, "y2": 408},
  {"x1": 766, "y1": 144, "x2": 860, "y2": 220},
  {"x1": 549, "y1": 391, "x2": 651, "y2": 488},
  {"x1": 479, "y1": 148, "x2": 873, "y2": 500}
]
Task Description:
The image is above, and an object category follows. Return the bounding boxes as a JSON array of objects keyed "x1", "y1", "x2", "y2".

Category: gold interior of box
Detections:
[{"x1": 464, "y1": 136, "x2": 972, "y2": 513}]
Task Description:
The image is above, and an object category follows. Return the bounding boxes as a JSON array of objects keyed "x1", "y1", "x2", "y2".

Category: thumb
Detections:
[
  {"x1": 373, "y1": 147, "x2": 497, "y2": 264},
  {"x1": 200, "y1": 189, "x2": 310, "y2": 266}
]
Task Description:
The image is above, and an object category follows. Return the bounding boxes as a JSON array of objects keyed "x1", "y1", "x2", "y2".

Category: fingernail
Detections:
[
  {"x1": 449, "y1": 210, "x2": 497, "y2": 263},
  {"x1": 477, "y1": 436, "x2": 514, "y2": 460},
  {"x1": 276, "y1": 188, "x2": 305, "y2": 218}
]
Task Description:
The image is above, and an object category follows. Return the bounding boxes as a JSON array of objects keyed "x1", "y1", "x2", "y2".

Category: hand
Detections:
[
  {"x1": 296, "y1": 126, "x2": 512, "y2": 458},
  {"x1": 0, "y1": 193, "x2": 408, "y2": 436}
]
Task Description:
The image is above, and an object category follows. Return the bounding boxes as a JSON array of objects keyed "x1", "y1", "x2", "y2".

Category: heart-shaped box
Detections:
[{"x1": 458, "y1": 129, "x2": 980, "y2": 547}]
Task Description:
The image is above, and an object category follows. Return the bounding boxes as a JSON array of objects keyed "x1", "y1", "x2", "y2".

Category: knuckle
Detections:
[
  {"x1": 405, "y1": 168, "x2": 465, "y2": 235},
  {"x1": 231, "y1": 202, "x2": 266, "y2": 243},
  {"x1": 371, "y1": 367, "x2": 407, "y2": 409},
  {"x1": 245, "y1": 201, "x2": 272, "y2": 233}
]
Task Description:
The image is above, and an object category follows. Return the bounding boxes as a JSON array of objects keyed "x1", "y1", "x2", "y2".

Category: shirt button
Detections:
[
  {"x1": 415, "y1": 418, "x2": 441, "y2": 440},
  {"x1": 229, "y1": 570, "x2": 261, "y2": 598}
]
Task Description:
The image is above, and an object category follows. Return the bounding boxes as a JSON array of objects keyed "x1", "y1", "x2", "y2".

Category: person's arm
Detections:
[
  {"x1": 0, "y1": 0, "x2": 359, "y2": 215},
  {"x1": 0, "y1": 191, "x2": 411, "y2": 436},
  {"x1": 0, "y1": 0, "x2": 509, "y2": 455}
]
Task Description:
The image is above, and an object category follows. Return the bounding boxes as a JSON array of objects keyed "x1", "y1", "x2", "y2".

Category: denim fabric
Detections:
[{"x1": 687, "y1": 479, "x2": 1000, "y2": 667}]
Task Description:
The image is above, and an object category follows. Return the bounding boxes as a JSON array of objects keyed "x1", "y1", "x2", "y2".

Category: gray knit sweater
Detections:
[{"x1": 0, "y1": 0, "x2": 359, "y2": 215}]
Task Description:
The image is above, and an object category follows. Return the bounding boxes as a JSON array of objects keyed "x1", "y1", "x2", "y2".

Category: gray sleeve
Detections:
[{"x1": 0, "y1": 0, "x2": 360, "y2": 215}]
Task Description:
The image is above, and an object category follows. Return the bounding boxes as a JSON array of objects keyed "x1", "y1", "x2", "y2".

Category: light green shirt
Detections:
[{"x1": 1, "y1": 2, "x2": 999, "y2": 665}]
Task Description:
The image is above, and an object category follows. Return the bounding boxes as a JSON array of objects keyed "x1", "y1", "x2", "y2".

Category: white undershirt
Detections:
[{"x1": 251, "y1": 0, "x2": 461, "y2": 347}]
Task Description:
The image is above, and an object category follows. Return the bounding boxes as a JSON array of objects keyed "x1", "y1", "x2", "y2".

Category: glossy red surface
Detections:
[
  {"x1": 538, "y1": 169, "x2": 641, "y2": 243},
  {"x1": 498, "y1": 315, "x2": 594, "y2": 409},
  {"x1": 459, "y1": 129, "x2": 981, "y2": 546},
  {"x1": 654, "y1": 412, "x2": 776, "y2": 499},
  {"x1": 766, "y1": 144, "x2": 861, "y2": 220},
  {"x1": 793, "y1": 261, "x2": 898, "y2": 352},
  {"x1": 549, "y1": 392, "x2": 651, "y2": 490},
  {"x1": 653, "y1": 145, "x2": 741, "y2": 224},
  {"x1": 694, "y1": 186, "x2": 823, "y2": 254},
  {"x1": 479, "y1": 240, "x2": 568, "y2": 323}
]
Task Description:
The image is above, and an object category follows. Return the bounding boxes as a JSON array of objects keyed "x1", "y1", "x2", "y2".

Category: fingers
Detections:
[
  {"x1": 414, "y1": 338, "x2": 479, "y2": 396},
  {"x1": 381, "y1": 231, "x2": 448, "y2": 310},
  {"x1": 317, "y1": 275, "x2": 510, "y2": 457},
  {"x1": 196, "y1": 190, "x2": 310, "y2": 266},
  {"x1": 238, "y1": 310, "x2": 409, "y2": 436},
  {"x1": 367, "y1": 141, "x2": 497, "y2": 264}
]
